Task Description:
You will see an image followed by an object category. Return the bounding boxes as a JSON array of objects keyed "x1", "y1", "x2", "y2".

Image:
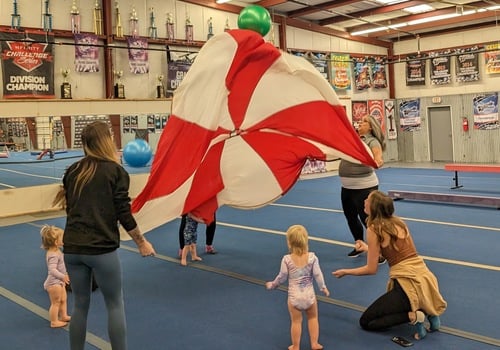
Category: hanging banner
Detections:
[
  {"x1": 455, "y1": 47, "x2": 480, "y2": 82},
  {"x1": 371, "y1": 57, "x2": 387, "y2": 89},
  {"x1": 399, "y1": 99, "x2": 421, "y2": 132},
  {"x1": 0, "y1": 30, "x2": 55, "y2": 99},
  {"x1": 472, "y1": 93, "x2": 500, "y2": 130},
  {"x1": 429, "y1": 50, "x2": 451, "y2": 85},
  {"x1": 127, "y1": 37, "x2": 149, "y2": 74},
  {"x1": 384, "y1": 99, "x2": 397, "y2": 139},
  {"x1": 74, "y1": 33, "x2": 99, "y2": 72},
  {"x1": 406, "y1": 55, "x2": 426, "y2": 86},
  {"x1": 484, "y1": 43, "x2": 500, "y2": 74},
  {"x1": 352, "y1": 101, "x2": 368, "y2": 129},
  {"x1": 330, "y1": 53, "x2": 351, "y2": 90},
  {"x1": 368, "y1": 100, "x2": 385, "y2": 133},
  {"x1": 166, "y1": 60, "x2": 191, "y2": 97},
  {"x1": 353, "y1": 57, "x2": 371, "y2": 91},
  {"x1": 307, "y1": 52, "x2": 329, "y2": 81}
]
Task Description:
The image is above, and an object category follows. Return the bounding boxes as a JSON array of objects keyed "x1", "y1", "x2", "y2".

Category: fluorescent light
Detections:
[
  {"x1": 375, "y1": 0, "x2": 408, "y2": 4},
  {"x1": 216, "y1": 0, "x2": 231, "y2": 3},
  {"x1": 407, "y1": 13, "x2": 459, "y2": 25},
  {"x1": 404, "y1": 4, "x2": 434, "y2": 14},
  {"x1": 351, "y1": 23, "x2": 407, "y2": 36}
]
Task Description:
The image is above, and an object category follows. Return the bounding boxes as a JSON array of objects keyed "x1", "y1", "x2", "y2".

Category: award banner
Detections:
[
  {"x1": 371, "y1": 57, "x2": 387, "y2": 89},
  {"x1": 166, "y1": 60, "x2": 191, "y2": 97},
  {"x1": 352, "y1": 101, "x2": 368, "y2": 129},
  {"x1": 384, "y1": 99, "x2": 397, "y2": 140},
  {"x1": 74, "y1": 33, "x2": 99, "y2": 72},
  {"x1": 353, "y1": 57, "x2": 371, "y2": 91},
  {"x1": 127, "y1": 37, "x2": 149, "y2": 74},
  {"x1": 0, "y1": 30, "x2": 55, "y2": 99},
  {"x1": 429, "y1": 50, "x2": 451, "y2": 85},
  {"x1": 484, "y1": 44, "x2": 500, "y2": 74},
  {"x1": 307, "y1": 52, "x2": 329, "y2": 81},
  {"x1": 399, "y1": 99, "x2": 421, "y2": 132},
  {"x1": 368, "y1": 100, "x2": 385, "y2": 133},
  {"x1": 406, "y1": 55, "x2": 426, "y2": 86},
  {"x1": 455, "y1": 47, "x2": 480, "y2": 82},
  {"x1": 330, "y1": 53, "x2": 351, "y2": 90},
  {"x1": 473, "y1": 93, "x2": 499, "y2": 130}
]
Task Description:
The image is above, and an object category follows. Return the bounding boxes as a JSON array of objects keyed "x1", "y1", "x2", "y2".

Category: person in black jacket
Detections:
[{"x1": 53, "y1": 121, "x2": 155, "y2": 350}]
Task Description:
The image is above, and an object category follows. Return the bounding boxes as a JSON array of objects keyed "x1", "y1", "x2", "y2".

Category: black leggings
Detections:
[
  {"x1": 341, "y1": 186, "x2": 378, "y2": 242},
  {"x1": 178, "y1": 214, "x2": 216, "y2": 249},
  {"x1": 360, "y1": 279, "x2": 412, "y2": 331}
]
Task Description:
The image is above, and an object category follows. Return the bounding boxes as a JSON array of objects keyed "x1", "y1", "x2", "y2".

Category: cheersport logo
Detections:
[{"x1": 5, "y1": 41, "x2": 51, "y2": 72}]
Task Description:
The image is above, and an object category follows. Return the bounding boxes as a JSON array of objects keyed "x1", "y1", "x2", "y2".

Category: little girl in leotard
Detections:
[
  {"x1": 266, "y1": 225, "x2": 330, "y2": 350},
  {"x1": 41, "y1": 225, "x2": 71, "y2": 328}
]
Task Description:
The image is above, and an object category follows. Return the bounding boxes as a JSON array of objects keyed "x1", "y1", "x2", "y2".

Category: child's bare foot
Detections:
[
  {"x1": 60, "y1": 316, "x2": 71, "y2": 322},
  {"x1": 192, "y1": 256, "x2": 202, "y2": 261},
  {"x1": 311, "y1": 344, "x2": 323, "y2": 350},
  {"x1": 288, "y1": 345, "x2": 299, "y2": 350},
  {"x1": 180, "y1": 258, "x2": 187, "y2": 266},
  {"x1": 50, "y1": 321, "x2": 67, "y2": 328}
]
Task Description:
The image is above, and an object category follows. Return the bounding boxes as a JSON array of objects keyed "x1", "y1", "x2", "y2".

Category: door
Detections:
[{"x1": 428, "y1": 106, "x2": 453, "y2": 162}]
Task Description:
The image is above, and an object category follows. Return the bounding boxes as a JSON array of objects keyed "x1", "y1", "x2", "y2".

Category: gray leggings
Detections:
[{"x1": 64, "y1": 250, "x2": 127, "y2": 350}]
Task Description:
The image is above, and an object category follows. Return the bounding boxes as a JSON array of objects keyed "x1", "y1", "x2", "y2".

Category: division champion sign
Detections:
[{"x1": 0, "y1": 31, "x2": 55, "y2": 99}]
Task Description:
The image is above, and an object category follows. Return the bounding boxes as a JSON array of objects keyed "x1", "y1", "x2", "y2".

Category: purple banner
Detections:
[
  {"x1": 0, "y1": 30, "x2": 55, "y2": 99},
  {"x1": 127, "y1": 37, "x2": 149, "y2": 74},
  {"x1": 74, "y1": 33, "x2": 99, "y2": 72}
]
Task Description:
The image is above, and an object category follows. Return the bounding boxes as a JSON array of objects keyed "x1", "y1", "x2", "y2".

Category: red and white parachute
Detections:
[{"x1": 126, "y1": 29, "x2": 376, "y2": 238}]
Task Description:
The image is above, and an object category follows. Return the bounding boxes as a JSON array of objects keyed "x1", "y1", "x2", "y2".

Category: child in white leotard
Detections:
[
  {"x1": 266, "y1": 225, "x2": 330, "y2": 350},
  {"x1": 41, "y1": 225, "x2": 71, "y2": 328}
]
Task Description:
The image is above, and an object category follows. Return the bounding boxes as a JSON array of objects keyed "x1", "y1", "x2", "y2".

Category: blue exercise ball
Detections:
[{"x1": 123, "y1": 139, "x2": 152, "y2": 167}]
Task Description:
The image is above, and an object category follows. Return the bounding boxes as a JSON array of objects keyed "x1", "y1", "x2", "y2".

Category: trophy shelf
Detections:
[{"x1": 0, "y1": 98, "x2": 172, "y2": 118}]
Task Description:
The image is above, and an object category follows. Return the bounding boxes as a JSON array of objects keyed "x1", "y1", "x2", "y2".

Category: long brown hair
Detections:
[
  {"x1": 53, "y1": 121, "x2": 119, "y2": 207},
  {"x1": 367, "y1": 115, "x2": 386, "y2": 151},
  {"x1": 366, "y1": 190, "x2": 408, "y2": 250}
]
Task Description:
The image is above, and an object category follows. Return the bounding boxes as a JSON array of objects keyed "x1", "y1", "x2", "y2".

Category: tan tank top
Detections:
[{"x1": 381, "y1": 232, "x2": 418, "y2": 266}]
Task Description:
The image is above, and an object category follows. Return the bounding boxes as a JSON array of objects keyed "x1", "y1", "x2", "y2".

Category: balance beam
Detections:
[
  {"x1": 444, "y1": 163, "x2": 500, "y2": 189},
  {"x1": 388, "y1": 190, "x2": 500, "y2": 209}
]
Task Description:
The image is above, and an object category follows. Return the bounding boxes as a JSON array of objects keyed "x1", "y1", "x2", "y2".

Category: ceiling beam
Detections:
[{"x1": 287, "y1": 0, "x2": 360, "y2": 18}]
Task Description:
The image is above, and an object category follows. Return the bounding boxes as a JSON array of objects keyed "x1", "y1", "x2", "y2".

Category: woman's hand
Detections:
[
  {"x1": 137, "y1": 239, "x2": 156, "y2": 257},
  {"x1": 332, "y1": 269, "x2": 347, "y2": 278}
]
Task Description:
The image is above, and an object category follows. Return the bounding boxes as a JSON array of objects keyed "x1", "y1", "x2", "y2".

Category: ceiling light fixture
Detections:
[
  {"x1": 404, "y1": 4, "x2": 434, "y2": 14},
  {"x1": 216, "y1": 0, "x2": 232, "y2": 4}
]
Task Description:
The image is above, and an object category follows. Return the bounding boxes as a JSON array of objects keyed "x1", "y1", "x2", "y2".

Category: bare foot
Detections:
[
  {"x1": 192, "y1": 256, "x2": 202, "y2": 261},
  {"x1": 311, "y1": 344, "x2": 324, "y2": 350},
  {"x1": 50, "y1": 321, "x2": 67, "y2": 328},
  {"x1": 180, "y1": 258, "x2": 187, "y2": 266},
  {"x1": 60, "y1": 316, "x2": 71, "y2": 322},
  {"x1": 288, "y1": 345, "x2": 299, "y2": 350}
]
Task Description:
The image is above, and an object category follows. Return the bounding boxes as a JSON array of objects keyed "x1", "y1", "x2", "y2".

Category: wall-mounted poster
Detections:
[
  {"x1": 406, "y1": 55, "x2": 426, "y2": 86},
  {"x1": 330, "y1": 53, "x2": 351, "y2": 90},
  {"x1": 473, "y1": 93, "x2": 499, "y2": 130},
  {"x1": 485, "y1": 43, "x2": 500, "y2": 74},
  {"x1": 399, "y1": 99, "x2": 421, "y2": 132},
  {"x1": 429, "y1": 50, "x2": 451, "y2": 85},
  {"x1": 307, "y1": 52, "x2": 330, "y2": 81},
  {"x1": 166, "y1": 60, "x2": 191, "y2": 97},
  {"x1": 74, "y1": 33, "x2": 100, "y2": 73},
  {"x1": 352, "y1": 101, "x2": 368, "y2": 129},
  {"x1": 384, "y1": 99, "x2": 397, "y2": 139},
  {"x1": 368, "y1": 100, "x2": 385, "y2": 133},
  {"x1": 455, "y1": 47, "x2": 480, "y2": 82},
  {"x1": 127, "y1": 37, "x2": 149, "y2": 74}
]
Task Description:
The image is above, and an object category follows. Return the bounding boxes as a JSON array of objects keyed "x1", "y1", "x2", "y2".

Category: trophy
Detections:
[
  {"x1": 60, "y1": 69, "x2": 72, "y2": 99},
  {"x1": 113, "y1": 70, "x2": 125, "y2": 99},
  {"x1": 149, "y1": 7, "x2": 158, "y2": 39},
  {"x1": 70, "y1": 0, "x2": 80, "y2": 34},
  {"x1": 129, "y1": 6, "x2": 139, "y2": 38},
  {"x1": 43, "y1": 0, "x2": 52, "y2": 32},
  {"x1": 114, "y1": 1, "x2": 123, "y2": 37},
  {"x1": 156, "y1": 75, "x2": 165, "y2": 98},
  {"x1": 185, "y1": 15, "x2": 193, "y2": 44},
  {"x1": 207, "y1": 17, "x2": 214, "y2": 40},
  {"x1": 166, "y1": 13, "x2": 175, "y2": 40},
  {"x1": 11, "y1": 0, "x2": 21, "y2": 30},
  {"x1": 93, "y1": 0, "x2": 103, "y2": 35}
]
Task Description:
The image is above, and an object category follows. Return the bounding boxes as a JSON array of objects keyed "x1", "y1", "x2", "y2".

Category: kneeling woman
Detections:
[{"x1": 332, "y1": 190, "x2": 446, "y2": 340}]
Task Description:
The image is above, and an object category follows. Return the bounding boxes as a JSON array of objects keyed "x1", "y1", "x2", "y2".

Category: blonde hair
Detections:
[
  {"x1": 53, "y1": 121, "x2": 118, "y2": 208},
  {"x1": 367, "y1": 115, "x2": 386, "y2": 151},
  {"x1": 286, "y1": 225, "x2": 309, "y2": 255},
  {"x1": 40, "y1": 225, "x2": 63, "y2": 250}
]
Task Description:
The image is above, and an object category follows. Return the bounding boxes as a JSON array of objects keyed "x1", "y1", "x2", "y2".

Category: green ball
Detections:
[{"x1": 237, "y1": 5, "x2": 272, "y2": 37}]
